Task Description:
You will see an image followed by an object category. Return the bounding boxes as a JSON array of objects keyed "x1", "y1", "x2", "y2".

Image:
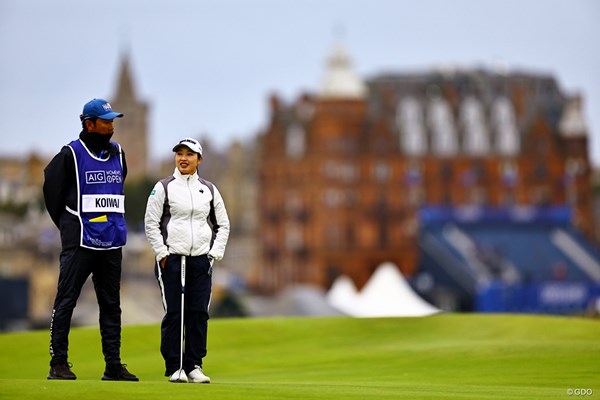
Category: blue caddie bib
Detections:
[{"x1": 68, "y1": 139, "x2": 127, "y2": 250}]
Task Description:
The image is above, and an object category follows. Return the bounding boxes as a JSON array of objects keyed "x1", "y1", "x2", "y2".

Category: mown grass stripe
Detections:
[{"x1": 0, "y1": 314, "x2": 597, "y2": 399}]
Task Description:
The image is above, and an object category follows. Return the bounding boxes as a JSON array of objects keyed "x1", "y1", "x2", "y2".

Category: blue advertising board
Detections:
[{"x1": 477, "y1": 281, "x2": 600, "y2": 314}]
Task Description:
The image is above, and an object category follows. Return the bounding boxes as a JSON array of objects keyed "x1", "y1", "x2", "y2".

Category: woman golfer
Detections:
[{"x1": 144, "y1": 138, "x2": 230, "y2": 383}]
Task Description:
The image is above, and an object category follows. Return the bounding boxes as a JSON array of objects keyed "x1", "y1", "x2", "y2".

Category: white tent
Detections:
[
  {"x1": 326, "y1": 275, "x2": 360, "y2": 316},
  {"x1": 327, "y1": 262, "x2": 440, "y2": 318}
]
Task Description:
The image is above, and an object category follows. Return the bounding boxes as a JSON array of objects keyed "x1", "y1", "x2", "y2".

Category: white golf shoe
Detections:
[
  {"x1": 188, "y1": 366, "x2": 210, "y2": 383},
  {"x1": 169, "y1": 369, "x2": 188, "y2": 383}
]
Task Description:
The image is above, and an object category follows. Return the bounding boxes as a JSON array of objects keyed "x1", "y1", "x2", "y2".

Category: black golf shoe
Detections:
[
  {"x1": 101, "y1": 363, "x2": 139, "y2": 381},
  {"x1": 48, "y1": 362, "x2": 77, "y2": 380}
]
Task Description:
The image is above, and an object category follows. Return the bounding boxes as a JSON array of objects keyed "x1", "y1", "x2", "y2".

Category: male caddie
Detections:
[{"x1": 43, "y1": 98, "x2": 138, "y2": 381}]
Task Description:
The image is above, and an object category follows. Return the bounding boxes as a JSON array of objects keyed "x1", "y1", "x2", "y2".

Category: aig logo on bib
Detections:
[{"x1": 86, "y1": 170, "x2": 106, "y2": 184}]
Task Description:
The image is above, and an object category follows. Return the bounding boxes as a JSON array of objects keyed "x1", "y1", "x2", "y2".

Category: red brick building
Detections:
[{"x1": 257, "y1": 45, "x2": 594, "y2": 293}]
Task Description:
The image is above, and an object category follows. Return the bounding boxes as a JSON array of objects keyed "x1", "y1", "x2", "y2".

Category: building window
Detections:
[
  {"x1": 530, "y1": 186, "x2": 551, "y2": 205},
  {"x1": 501, "y1": 192, "x2": 516, "y2": 207},
  {"x1": 325, "y1": 137, "x2": 358, "y2": 154},
  {"x1": 473, "y1": 161, "x2": 486, "y2": 182},
  {"x1": 284, "y1": 222, "x2": 304, "y2": 250},
  {"x1": 534, "y1": 162, "x2": 547, "y2": 181},
  {"x1": 500, "y1": 161, "x2": 518, "y2": 187},
  {"x1": 397, "y1": 96, "x2": 427, "y2": 155},
  {"x1": 286, "y1": 123, "x2": 306, "y2": 159},
  {"x1": 468, "y1": 187, "x2": 487, "y2": 205},
  {"x1": 323, "y1": 160, "x2": 358, "y2": 182},
  {"x1": 440, "y1": 162, "x2": 453, "y2": 181},
  {"x1": 428, "y1": 96, "x2": 458, "y2": 156},
  {"x1": 324, "y1": 224, "x2": 343, "y2": 248},
  {"x1": 442, "y1": 192, "x2": 452, "y2": 206},
  {"x1": 460, "y1": 96, "x2": 489, "y2": 155},
  {"x1": 404, "y1": 160, "x2": 422, "y2": 186},
  {"x1": 461, "y1": 167, "x2": 478, "y2": 187},
  {"x1": 407, "y1": 187, "x2": 424, "y2": 207},
  {"x1": 285, "y1": 191, "x2": 307, "y2": 220},
  {"x1": 566, "y1": 158, "x2": 585, "y2": 176},
  {"x1": 373, "y1": 162, "x2": 390, "y2": 182},
  {"x1": 492, "y1": 97, "x2": 519, "y2": 156},
  {"x1": 323, "y1": 189, "x2": 344, "y2": 208}
]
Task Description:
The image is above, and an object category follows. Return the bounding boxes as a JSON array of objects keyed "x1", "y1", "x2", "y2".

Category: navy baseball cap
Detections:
[{"x1": 80, "y1": 98, "x2": 124, "y2": 121}]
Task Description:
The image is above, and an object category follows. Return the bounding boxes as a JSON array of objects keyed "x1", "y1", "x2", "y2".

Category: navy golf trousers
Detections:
[
  {"x1": 155, "y1": 254, "x2": 212, "y2": 376},
  {"x1": 49, "y1": 247, "x2": 122, "y2": 366}
]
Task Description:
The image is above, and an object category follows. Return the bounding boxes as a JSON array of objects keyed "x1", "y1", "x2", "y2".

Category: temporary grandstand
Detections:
[{"x1": 416, "y1": 206, "x2": 600, "y2": 313}]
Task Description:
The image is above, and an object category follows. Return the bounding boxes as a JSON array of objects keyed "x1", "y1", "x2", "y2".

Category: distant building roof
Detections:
[
  {"x1": 320, "y1": 44, "x2": 366, "y2": 99},
  {"x1": 559, "y1": 95, "x2": 588, "y2": 137}
]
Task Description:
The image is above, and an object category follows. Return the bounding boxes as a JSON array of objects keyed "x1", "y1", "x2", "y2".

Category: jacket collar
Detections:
[{"x1": 173, "y1": 167, "x2": 198, "y2": 181}]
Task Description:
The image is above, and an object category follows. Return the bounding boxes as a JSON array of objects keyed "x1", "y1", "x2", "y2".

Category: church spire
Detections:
[
  {"x1": 113, "y1": 52, "x2": 137, "y2": 102},
  {"x1": 109, "y1": 51, "x2": 149, "y2": 180}
]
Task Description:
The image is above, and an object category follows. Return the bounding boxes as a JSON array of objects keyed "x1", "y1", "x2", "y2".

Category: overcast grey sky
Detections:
[{"x1": 1, "y1": 0, "x2": 599, "y2": 165}]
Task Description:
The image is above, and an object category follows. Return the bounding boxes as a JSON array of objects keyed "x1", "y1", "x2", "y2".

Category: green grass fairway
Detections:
[{"x1": 0, "y1": 314, "x2": 597, "y2": 399}]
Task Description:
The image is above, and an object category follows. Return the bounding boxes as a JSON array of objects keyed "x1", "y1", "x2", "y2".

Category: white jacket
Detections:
[{"x1": 144, "y1": 168, "x2": 230, "y2": 263}]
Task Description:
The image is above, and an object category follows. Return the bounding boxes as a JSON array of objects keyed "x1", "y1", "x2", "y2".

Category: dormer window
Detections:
[
  {"x1": 460, "y1": 96, "x2": 489, "y2": 155},
  {"x1": 492, "y1": 97, "x2": 519, "y2": 156},
  {"x1": 397, "y1": 97, "x2": 426, "y2": 155},
  {"x1": 286, "y1": 123, "x2": 306, "y2": 159},
  {"x1": 428, "y1": 97, "x2": 458, "y2": 156}
]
